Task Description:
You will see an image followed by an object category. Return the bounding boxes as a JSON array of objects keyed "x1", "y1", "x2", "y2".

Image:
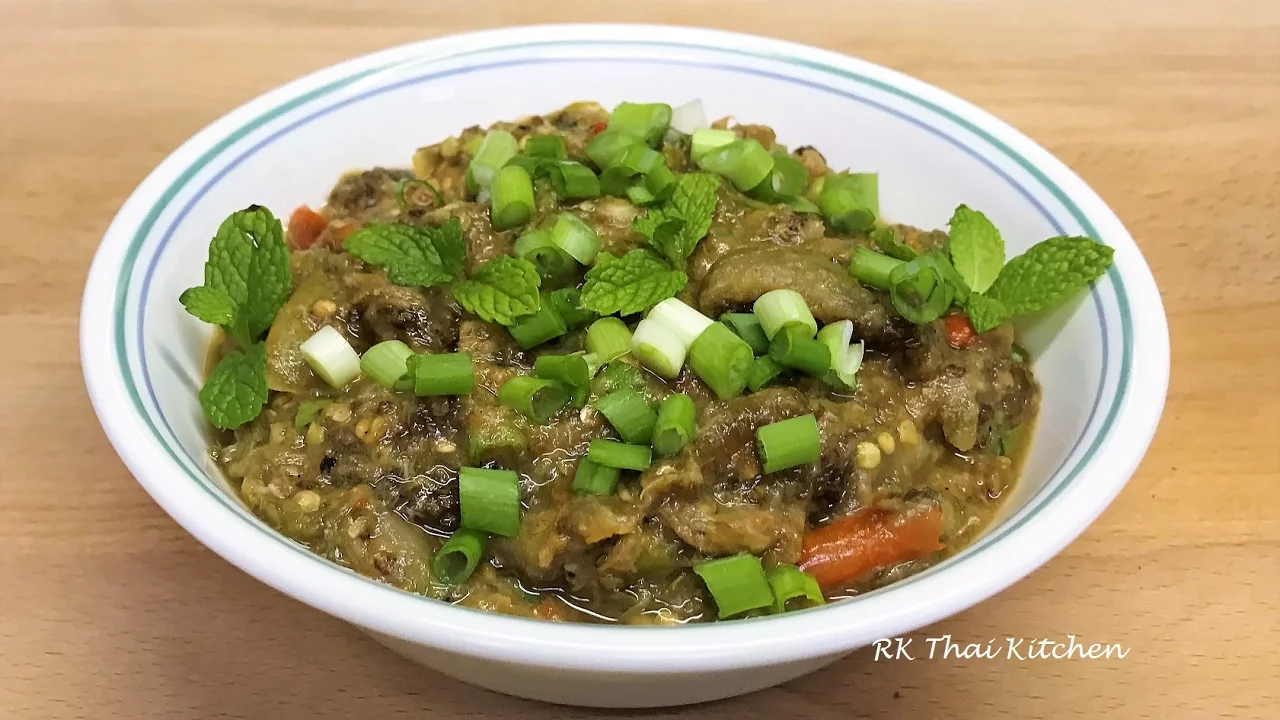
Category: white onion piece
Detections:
[
  {"x1": 646, "y1": 298, "x2": 714, "y2": 347},
  {"x1": 670, "y1": 99, "x2": 708, "y2": 134},
  {"x1": 301, "y1": 326, "x2": 362, "y2": 388}
]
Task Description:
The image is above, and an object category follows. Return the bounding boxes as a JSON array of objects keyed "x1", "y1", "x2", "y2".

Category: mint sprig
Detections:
[
  {"x1": 343, "y1": 218, "x2": 465, "y2": 288},
  {"x1": 918, "y1": 207, "x2": 1116, "y2": 334},
  {"x1": 948, "y1": 204, "x2": 1005, "y2": 294},
  {"x1": 580, "y1": 249, "x2": 687, "y2": 316},
  {"x1": 180, "y1": 206, "x2": 292, "y2": 430},
  {"x1": 452, "y1": 255, "x2": 541, "y2": 326},
  {"x1": 179, "y1": 205, "x2": 291, "y2": 348},
  {"x1": 200, "y1": 343, "x2": 269, "y2": 430},
  {"x1": 632, "y1": 173, "x2": 720, "y2": 266}
]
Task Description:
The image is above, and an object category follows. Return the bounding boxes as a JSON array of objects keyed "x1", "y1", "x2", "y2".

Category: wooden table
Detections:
[{"x1": 2, "y1": 1, "x2": 1277, "y2": 717}]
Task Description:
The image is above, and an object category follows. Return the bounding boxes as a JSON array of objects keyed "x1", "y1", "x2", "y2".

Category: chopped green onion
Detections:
[
  {"x1": 769, "y1": 323, "x2": 832, "y2": 377},
  {"x1": 767, "y1": 564, "x2": 825, "y2": 613},
  {"x1": 490, "y1": 164, "x2": 535, "y2": 229},
  {"x1": 688, "y1": 322, "x2": 754, "y2": 400},
  {"x1": 359, "y1": 339, "x2": 414, "y2": 391},
  {"x1": 300, "y1": 326, "x2": 362, "y2": 388},
  {"x1": 652, "y1": 393, "x2": 696, "y2": 456},
  {"x1": 505, "y1": 154, "x2": 548, "y2": 178},
  {"x1": 1011, "y1": 343, "x2": 1029, "y2": 365},
  {"x1": 816, "y1": 320, "x2": 861, "y2": 389},
  {"x1": 916, "y1": 250, "x2": 971, "y2": 303},
  {"x1": 849, "y1": 246, "x2": 904, "y2": 289},
  {"x1": 594, "y1": 389, "x2": 658, "y2": 445},
  {"x1": 889, "y1": 261, "x2": 954, "y2": 324},
  {"x1": 514, "y1": 231, "x2": 578, "y2": 284},
  {"x1": 806, "y1": 174, "x2": 827, "y2": 202},
  {"x1": 513, "y1": 228, "x2": 552, "y2": 256},
  {"x1": 508, "y1": 303, "x2": 568, "y2": 349},
  {"x1": 755, "y1": 414, "x2": 821, "y2": 474},
  {"x1": 574, "y1": 351, "x2": 603, "y2": 378},
  {"x1": 407, "y1": 352, "x2": 474, "y2": 396},
  {"x1": 524, "y1": 134, "x2": 566, "y2": 159},
  {"x1": 748, "y1": 153, "x2": 808, "y2": 202},
  {"x1": 535, "y1": 353, "x2": 592, "y2": 409},
  {"x1": 753, "y1": 289, "x2": 818, "y2": 339},
  {"x1": 458, "y1": 467, "x2": 521, "y2": 537},
  {"x1": 548, "y1": 161, "x2": 601, "y2": 199},
  {"x1": 644, "y1": 162, "x2": 677, "y2": 202},
  {"x1": 720, "y1": 313, "x2": 770, "y2": 355},
  {"x1": 693, "y1": 553, "x2": 774, "y2": 619},
  {"x1": 647, "y1": 298, "x2": 714, "y2": 347},
  {"x1": 999, "y1": 424, "x2": 1025, "y2": 457},
  {"x1": 498, "y1": 375, "x2": 569, "y2": 423},
  {"x1": 843, "y1": 340, "x2": 865, "y2": 377},
  {"x1": 462, "y1": 133, "x2": 485, "y2": 157},
  {"x1": 607, "y1": 102, "x2": 672, "y2": 146},
  {"x1": 586, "y1": 317, "x2": 633, "y2": 362},
  {"x1": 816, "y1": 320, "x2": 852, "y2": 374},
  {"x1": 696, "y1": 138, "x2": 775, "y2": 191},
  {"x1": 534, "y1": 354, "x2": 591, "y2": 391},
  {"x1": 293, "y1": 398, "x2": 332, "y2": 431},
  {"x1": 669, "y1": 99, "x2": 707, "y2": 134},
  {"x1": 592, "y1": 360, "x2": 648, "y2": 398},
  {"x1": 466, "y1": 130, "x2": 519, "y2": 191},
  {"x1": 870, "y1": 226, "x2": 918, "y2": 261},
  {"x1": 789, "y1": 197, "x2": 821, "y2": 214},
  {"x1": 587, "y1": 438, "x2": 652, "y2": 470},
  {"x1": 572, "y1": 457, "x2": 621, "y2": 496},
  {"x1": 613, "y1": 144, "x2": 665, "y2": 174},
  {"x1": 818, "y1": 172, "x2": 879, "y2": 233},
  {"x1": 467, "y1": 419, "x2": 526, "y2": 464},
  {"x1": 549, "y1": 212, "x2": 602, "y2": 265},
  {"x1": 396, "y1": 178, "x2": 443, "y2": 210},
  {"x1": 630, "y1": 315, "x2": 689, "y2": 379},
  {"x1": 746, "y1": 355, "x2": 787, "y2": 392},
  {"x1": 586, "y1": 129, "x2": 638, "y2": 169},
  {"x1": 625, "y1": 185, "x2": 656, "y2": 205},
  {"x1": 546, "y1": 287, "x2": 597, "y2": 329},
  {"x1": 690, "y1": 128, "x2": 737, "y2": 163},
  {"x1": 738, "y1": 194, "x2": 775, "y2": 211},
  {"x1": 431, "y1": 529, "x2": 487, "y2": 585},
  {"x1": 600, "y1": 145, "x2": 665, "y2": 196}
]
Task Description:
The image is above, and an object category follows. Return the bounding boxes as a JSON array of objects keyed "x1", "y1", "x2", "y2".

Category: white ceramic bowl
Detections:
[{"x1": 81, "y1": 24, "x2": 1169, "y2": 708}]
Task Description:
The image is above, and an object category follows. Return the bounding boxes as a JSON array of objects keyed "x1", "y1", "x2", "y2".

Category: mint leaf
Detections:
[
  {"x1": 632, "y1": 173, "x2": 720, "y2": 266},
  {"x1": 947, "y1": 205, "x2": 1005, "y2": 294},
  {"x1": 964, "y1": 293, "x2": 1010, "y2": 333},
  {"x1": 241, "y1": 212, "x2": 292, "y2": 339},
  {"x1": 870, "y1": 226, "x2": 917, "y2": 261},
  {"x1": 632, "y1": 209, "x2": 685, "y2": 266},
  {"x1": 179, "y1": 286, "x2": 237, "y2": 327},
  {"x1": 181, "y1": 206, "x2": 291, "y2": 347},
  {"x1": 429, "y1": 218, "x2": 467, "y2": 277},
  {"x1": 580, "y1": 248, "x2": 687, "y2": 316},
  {"x1": 452, "y1": 255, "x2": 541, "y2": 325},
  {"x1": 987, "y1": 236, "x2": 1114, "y2": 316},
  {"x1": 666, "y1": 173, "x2": 720, "y2": 256},
  {"x1": 344, "y1": 218, "x2": 465, "y2": 288},
  {"x1": 199, "y1": 343, "x2": 268, "y2": 430}
]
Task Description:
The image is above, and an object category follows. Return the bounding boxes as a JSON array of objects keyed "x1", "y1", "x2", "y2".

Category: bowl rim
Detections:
[{"x1": 81, "y1": 23, "x2": 1169, "y2": 672}]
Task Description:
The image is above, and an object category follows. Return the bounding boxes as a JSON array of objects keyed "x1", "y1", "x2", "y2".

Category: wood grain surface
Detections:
[{"x1": 1, "y1": 0, "x2": 1277, "y2": 717}]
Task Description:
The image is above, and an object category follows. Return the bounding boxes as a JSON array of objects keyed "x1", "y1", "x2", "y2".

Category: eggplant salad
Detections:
[{"x1": 182, "y1": 100, "x2": 1113, "y2": 624}]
